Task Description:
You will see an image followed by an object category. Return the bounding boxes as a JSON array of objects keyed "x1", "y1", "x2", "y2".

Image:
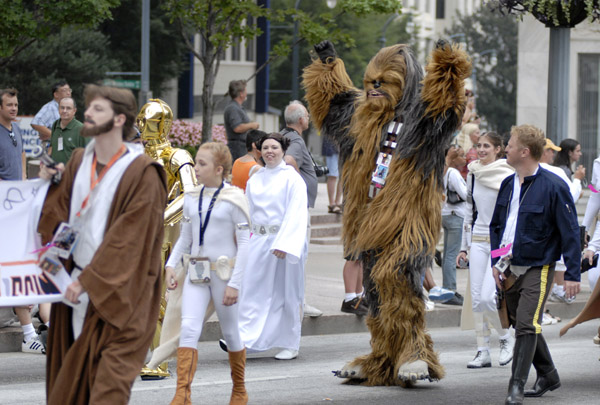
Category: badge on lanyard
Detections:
[
  {"x1": 188, "y1": 256, "x2": 211, "y2": 284},
  {"x1": 49, "y1": 222, "x2": 79, "y2": 259}
]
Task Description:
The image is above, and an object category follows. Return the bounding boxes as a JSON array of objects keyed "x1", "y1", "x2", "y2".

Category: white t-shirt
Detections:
[{"x1": 442, "y1": 167, "x2": 467, "y2": 217}]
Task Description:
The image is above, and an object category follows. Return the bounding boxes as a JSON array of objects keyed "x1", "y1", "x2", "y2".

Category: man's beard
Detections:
[{"x1": 80, "y1": 118, "x2": 114, "y2": 137}]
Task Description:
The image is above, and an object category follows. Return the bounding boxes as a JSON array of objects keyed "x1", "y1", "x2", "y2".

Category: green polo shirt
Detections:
[{"x1": 50, "y1": 118, "x2": 88, "y2": 164}]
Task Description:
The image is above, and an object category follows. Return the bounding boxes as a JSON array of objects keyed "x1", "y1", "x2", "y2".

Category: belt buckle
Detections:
[{"x1": 259, "y1": 225, "x2": 266, "y2": 235}]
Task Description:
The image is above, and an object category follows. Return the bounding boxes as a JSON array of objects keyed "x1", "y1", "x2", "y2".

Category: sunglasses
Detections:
[{"x1": 7, "y1": 131, "x2": 16, "y2": 147}]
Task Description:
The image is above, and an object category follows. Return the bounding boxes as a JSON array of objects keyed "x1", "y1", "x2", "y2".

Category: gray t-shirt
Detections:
[
  {"x1": 224, "y1": 100, "x2": 249, "y2": 143},
  {"x1": 281, "y1": 127, "x2": 317, "y2": 208},
  {"x1": 0, "y1": 123, "x2": 23, "y2": 180}
]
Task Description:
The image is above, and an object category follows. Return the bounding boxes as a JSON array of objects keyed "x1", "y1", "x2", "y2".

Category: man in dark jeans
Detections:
[{"x1": 490, "y1": 125, "x2": 581, "y2": 405}]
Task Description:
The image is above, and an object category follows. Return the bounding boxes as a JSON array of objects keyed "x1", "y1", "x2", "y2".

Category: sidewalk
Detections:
[{"x1": 0, "y1": 184, "x2": 593, "y2": 352}]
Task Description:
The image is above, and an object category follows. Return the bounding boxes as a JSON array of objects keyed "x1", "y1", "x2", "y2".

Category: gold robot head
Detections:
[{"x1": 137, "y1": 98, "x2": 173, "y2": 143}]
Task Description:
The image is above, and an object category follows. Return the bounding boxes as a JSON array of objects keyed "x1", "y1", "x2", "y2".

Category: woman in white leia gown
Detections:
[{"x1": 238, "y1": 132, "x2": 308, "y2": 360}]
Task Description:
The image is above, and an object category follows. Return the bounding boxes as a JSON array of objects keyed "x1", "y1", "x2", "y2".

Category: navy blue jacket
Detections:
[{"x1": 489, "y1": 166, "x2": 581, "y2": 282}]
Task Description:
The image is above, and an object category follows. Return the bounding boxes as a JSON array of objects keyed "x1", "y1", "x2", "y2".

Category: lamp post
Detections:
[
  {"x1": 379, "y1": 13, "x2": 400, "y2": 48},
  {"x1": 140, "y1": 0, "x2": 151, "y2": 105},
  {"x1": 291, "y1": 0, "x2": 302, "y2": 102}
]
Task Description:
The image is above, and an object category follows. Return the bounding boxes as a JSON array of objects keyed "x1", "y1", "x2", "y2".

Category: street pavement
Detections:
[
  {"x1": 1, "y1": 185, "x2": 598, "y2": 403},
  {"x1": 1, "y1": 322, "x2": 598, "y2": 404}
]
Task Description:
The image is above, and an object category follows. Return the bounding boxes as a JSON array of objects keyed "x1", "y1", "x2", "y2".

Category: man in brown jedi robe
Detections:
[{"x1": 38, "y1": 85, "x2": 167, "y2": 404}]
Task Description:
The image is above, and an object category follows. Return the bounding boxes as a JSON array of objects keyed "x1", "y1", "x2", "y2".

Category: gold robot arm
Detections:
[{"x1": 164, "y1": 150, "x2": 197, "y2": 227}]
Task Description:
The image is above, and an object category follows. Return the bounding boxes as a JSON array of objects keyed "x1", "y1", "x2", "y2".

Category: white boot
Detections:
[
  {"x1": 467, "y1": 349, "x2": 491, "y2": 368},
  {"x1": 498, "y1": 335, "x2": 515, "y2": 366}
]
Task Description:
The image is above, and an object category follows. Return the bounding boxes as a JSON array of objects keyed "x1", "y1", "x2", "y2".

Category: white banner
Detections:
[
  {"x1": 0, "y1": 179, "x2": 70, "y2": 306},
  {"x1": 16, "y1": 116, "x2": 42, "y2": 158}
]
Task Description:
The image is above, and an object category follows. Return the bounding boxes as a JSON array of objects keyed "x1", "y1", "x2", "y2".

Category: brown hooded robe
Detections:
[{"x1": 38, "y1": 147, "x2": 167, "y2": 404}]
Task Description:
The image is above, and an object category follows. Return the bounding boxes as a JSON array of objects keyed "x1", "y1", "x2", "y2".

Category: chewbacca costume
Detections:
[{"x1": 303, "y1": 40, "x2": 470, "y2": 386}]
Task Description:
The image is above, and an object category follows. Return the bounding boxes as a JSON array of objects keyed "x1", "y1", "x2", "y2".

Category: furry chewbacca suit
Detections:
[{"x1": 302, "y1": 40, "x2": 470, "y2": 386}]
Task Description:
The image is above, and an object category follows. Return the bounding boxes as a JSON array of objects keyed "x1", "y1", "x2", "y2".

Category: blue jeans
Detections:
[{"x1": 442, "y1": 212, "x2": 464, "y2": 291}]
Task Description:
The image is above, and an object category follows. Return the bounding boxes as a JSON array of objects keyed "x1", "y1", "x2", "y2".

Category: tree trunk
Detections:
[{"x1": 201, "y1": 64, "x2": 216, "y2": 144}]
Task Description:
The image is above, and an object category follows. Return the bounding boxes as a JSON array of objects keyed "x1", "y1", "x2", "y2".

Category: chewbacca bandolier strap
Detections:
[{"x1": 369, "y1": 120, "x2": 402, "y2": 199}]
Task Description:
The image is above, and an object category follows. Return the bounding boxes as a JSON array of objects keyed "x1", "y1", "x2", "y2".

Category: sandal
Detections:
[{"x1": 328, "y1": 205, "x2": 342, "y2": 214}]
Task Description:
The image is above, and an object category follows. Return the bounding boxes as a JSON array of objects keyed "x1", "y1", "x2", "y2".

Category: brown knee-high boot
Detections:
[
  {"x1": 171, "y1": 347, "x2": 198, "y2": 405},
  {"x1": 228, "y1": 348, "x2": 248, "y2": 405}
]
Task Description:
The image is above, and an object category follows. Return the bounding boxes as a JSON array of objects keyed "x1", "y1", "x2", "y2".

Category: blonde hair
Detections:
[
  {"x1": 456, "y1": 123, "x2": 480, "y2": 151},
  {"x1": 199, "y1": 142, "x2": 232, "y2": 179},
  {"x1": 461, "y1": 123, "x2": 479, "y2": 138},
  {"x1": 510, "y1": 125, "x2": 545, "y2": 161}
]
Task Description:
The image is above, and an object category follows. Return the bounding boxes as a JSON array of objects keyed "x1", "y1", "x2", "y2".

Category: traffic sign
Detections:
[{"x1": 103, "y1": 78, "x2": 141, "y2": 90}]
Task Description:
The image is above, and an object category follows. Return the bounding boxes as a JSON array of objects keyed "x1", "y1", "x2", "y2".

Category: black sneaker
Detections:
[
  {"x1": 341, "y1": 297, "x2": 368, "y2": 316},
  {"x1": 443, "y1": 292, "x2": 464, "y2": 306},
  {"x1": 434, "y1": 250, "x2": 443, "y2": 267}
]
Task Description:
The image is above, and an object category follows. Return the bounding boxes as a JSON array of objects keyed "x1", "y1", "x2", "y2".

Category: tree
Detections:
[
  {"x1": 0, "y1": 27, "x2": 121, "y2": 117},
  {"x1": 445, "y1": 6, "x2": 518, "y2": 135},
  {"x1": 165, "y1": 0, "x2": 403, "y2": 143},
  {"x1": 269, "y1": 0, "x2": 416, "y2": 113},
  {"x1": 0, "y1": 0, "x2": 120, "y2": 67},
  {"x1": 99, "y1": 0, "x2": 189, "y2": 97},
  {"x1": 491, "y1": 0, "x2": 600, "y2": 27}
]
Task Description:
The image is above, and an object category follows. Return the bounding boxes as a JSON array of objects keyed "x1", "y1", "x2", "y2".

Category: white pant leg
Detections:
[
  {"x1": 589, "y1": 265, "x2": 600, "y2": 292},
  {"x1": 209, "y1": 276, "x2": 244, "y2": 352},
  {"x1": 180, "y1": 274, "x2": 212, "y2": 348},
  {"x1": 469, "y1": 241, "x2": 497, "y2": 313}
]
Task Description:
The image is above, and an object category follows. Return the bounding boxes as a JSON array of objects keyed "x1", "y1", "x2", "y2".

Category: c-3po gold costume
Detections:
[{"x1": 137, "y1": 99, "x2": 197, "y2": 380}]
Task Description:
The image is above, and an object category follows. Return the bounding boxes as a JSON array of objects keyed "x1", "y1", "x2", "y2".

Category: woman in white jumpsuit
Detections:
[
  {"x1": 457, "y1": 132, "x2": 515, "y2": 369},
  {"x1": 238, "y1": 133, "x2": 308, "y2": 361},
  {"x1": 165, "y1": 142, "x2": 250, "y2": 405}
]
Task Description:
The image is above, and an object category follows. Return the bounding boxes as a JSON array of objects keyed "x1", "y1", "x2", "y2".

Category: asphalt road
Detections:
[{"x1": 1, "y1": 321, "x2": 599, "y2": 404}]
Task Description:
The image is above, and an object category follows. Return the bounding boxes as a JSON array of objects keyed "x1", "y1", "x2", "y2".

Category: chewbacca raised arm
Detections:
[{"x1": 303, "y1": 41, "x2": 470, "y2": 386}]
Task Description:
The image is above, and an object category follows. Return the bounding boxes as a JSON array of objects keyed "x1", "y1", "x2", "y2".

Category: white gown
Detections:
[{"x1": 238, "y1": 160, "x2": 308, "y2": 351}]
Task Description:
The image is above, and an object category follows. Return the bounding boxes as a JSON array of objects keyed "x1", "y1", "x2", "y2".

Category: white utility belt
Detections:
[
  {"x1": 471, "y1": 234, "x2": 491, "y2": 244},
  {"x1": 251, "y1": 224, "x2": 281, "y2": 235},
  {"x1": 208, "y1": 257, "x2": 236, "y2": 270}
]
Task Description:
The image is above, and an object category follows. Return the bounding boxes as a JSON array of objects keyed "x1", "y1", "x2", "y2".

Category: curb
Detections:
[{"x1": 0, "y1": 298, "x2": 588, "y2": 353}]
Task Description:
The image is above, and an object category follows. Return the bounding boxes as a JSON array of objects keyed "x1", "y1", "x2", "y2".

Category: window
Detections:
[
  {"x1": 231, "y1": 36, "x2": 241, "y2": 61},
  {"x1": 436, "y1": 0, "x2": 445, "y2": 19},
  {"x1": 578, "y1": 54, "x2": 600, "y2": 173}
]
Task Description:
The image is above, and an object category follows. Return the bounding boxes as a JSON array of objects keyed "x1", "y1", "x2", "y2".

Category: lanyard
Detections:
[
  {"x1": 76, "y1": 144, "x2": 127, "y2": 217},
  {"x1": 198, "y1": 182, "x2": 224, "y2": 247}
]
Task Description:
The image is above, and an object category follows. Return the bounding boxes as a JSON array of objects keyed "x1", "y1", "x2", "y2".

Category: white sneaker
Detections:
[
  {"x1": 428, "y1": 286, "x2": 455, "y2": 302},
  {"x1": 548, "y1": 291, "x2": 575, "y2": 304},
  {"x1": 498, "y1": 336, "x2": 514, "y2": 366},
  {"x1": 467, "y1": 350, "x2": 491, "y2": 368},
  {"x1": 22, "y1": 335, "x2": 45, "y2": 354},
  {"x1": 542, "y1": 312, "x2": 558, "y2": 325},
  {"x1": 424, "y1": 297, "x2": 435, "y2": 312},
  {"x1": 274, "y1": 349, "x2": 299, "y2": 360},
  {"x1": 303, "y1": 304, "x2": 322, "y2": 318}
]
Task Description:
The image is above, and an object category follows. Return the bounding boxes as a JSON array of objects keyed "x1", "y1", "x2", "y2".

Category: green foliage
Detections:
[
  {"x1": 0, "y1": 0, "x2": 120, "y2": 62},
  {"x1": 165, "y1": 0, "x2": 269, "y2": 61},
  {"x1": 166, "y1": 0, "x2": 402, "y2": 142},
  {"x1": 492, "y1": 0, "x2": 600, "y2": 27},
  {"x1": 0, "y1": 27, "x2": 121, "y2": 117},
  {"x1": 269, "y1": 0, "x2": 414, "y2": 112},
  {"x1": 445, "y1": 6, "x2": 518, "y2": 135},
  {"x1": 99, "y1": 0, "x2": 189, "y2": 97}
]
